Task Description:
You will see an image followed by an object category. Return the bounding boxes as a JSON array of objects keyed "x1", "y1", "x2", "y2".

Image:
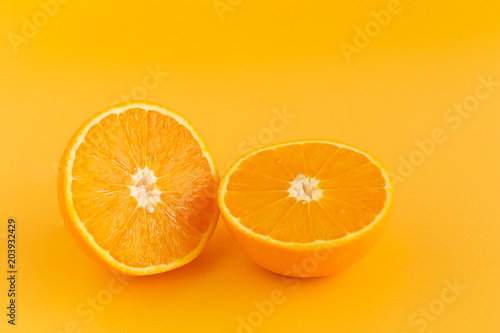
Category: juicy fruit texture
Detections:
[
  {"x1": 58, "y1": 101, "x2": 219, "y2": 276},
  {"x1": 219, "y1": 140, "x2": 393, "y2": 277}
]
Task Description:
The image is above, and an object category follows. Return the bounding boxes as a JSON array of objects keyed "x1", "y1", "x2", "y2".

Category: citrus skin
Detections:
[{"x1": 222, "y1": 199, "x2": 392, "y2": 277}]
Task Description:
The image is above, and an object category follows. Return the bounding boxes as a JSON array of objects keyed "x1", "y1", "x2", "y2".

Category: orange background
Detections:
[{"x1": 1, "y1": 0, "x2": 500, "y2": 332}]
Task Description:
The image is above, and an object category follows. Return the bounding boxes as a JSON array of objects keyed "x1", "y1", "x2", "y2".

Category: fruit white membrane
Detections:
[
  {"x1": 127, "y1": 166, "x2": 162, "y2": 213},
  {"x1": 288, "y1": 174, "x2": 323, "y2": 202}
]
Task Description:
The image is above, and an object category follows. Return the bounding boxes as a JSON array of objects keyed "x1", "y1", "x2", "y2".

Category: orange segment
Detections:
[
  {"x1": 218, "y1": 140, "x2": 394, "y2": 277},
  {"x1": 57, "y1": 101, "x2": 219, "y2": 276}
]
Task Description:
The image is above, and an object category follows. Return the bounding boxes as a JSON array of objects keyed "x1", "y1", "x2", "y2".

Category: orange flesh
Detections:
[
  {"x1": 70, "y1": 108, "x2": 216, "y2": 267},
  {"x1": 223, "y1": 143, "x2": 388, "y2": 243}
]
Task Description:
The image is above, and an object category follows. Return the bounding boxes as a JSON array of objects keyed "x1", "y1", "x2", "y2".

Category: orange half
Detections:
[
  {"x1": 57, "y1": 101, "x2": 219, "y2": 276},
  {"x1": 219, "y1": 140, "x2": 394, "y2": 277}
]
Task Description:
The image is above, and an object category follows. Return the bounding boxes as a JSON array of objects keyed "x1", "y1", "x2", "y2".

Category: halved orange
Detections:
[
  {"x1": 219, "y1": 140, "x2": 394, "y2": 277},
  {"x1": 57, "y1": 101, "x2": 219, "y2": 276}
]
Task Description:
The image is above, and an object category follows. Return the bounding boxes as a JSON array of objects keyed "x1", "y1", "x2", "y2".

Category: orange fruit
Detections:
[
  {"x1": 218, "y1": 140, "x2": 394, "y2": 277},
  {"x1": 57, "y1": 101, "x2": 219, "y2": 276}
]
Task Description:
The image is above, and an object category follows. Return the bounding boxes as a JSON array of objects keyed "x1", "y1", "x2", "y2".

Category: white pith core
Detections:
[
  {"x1": 288, "y1": 174, "x2": 322, "y2": 202},
  {"x1": 127, "y1": 166, "x2": 162, "y2": 213}
]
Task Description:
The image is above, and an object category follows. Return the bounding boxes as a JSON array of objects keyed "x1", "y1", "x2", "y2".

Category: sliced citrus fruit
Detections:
[
  {"x1": 219, "y1": 139, "x2": 394, "y2": 277},
  {"x1": 57, "y1": 101, "x2": 219, "y2": 276}
]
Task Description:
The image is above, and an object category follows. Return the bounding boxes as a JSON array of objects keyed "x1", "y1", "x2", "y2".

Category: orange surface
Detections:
[
  {"x1": 1, "y1": 0, "x2": 500, "y2": 332},
  {"x1": 57, "y1": 101, "x2": 219, "y2": 275},
  {"x1": 222, "y1": 140, "x2": 390, "y2": 242}
]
